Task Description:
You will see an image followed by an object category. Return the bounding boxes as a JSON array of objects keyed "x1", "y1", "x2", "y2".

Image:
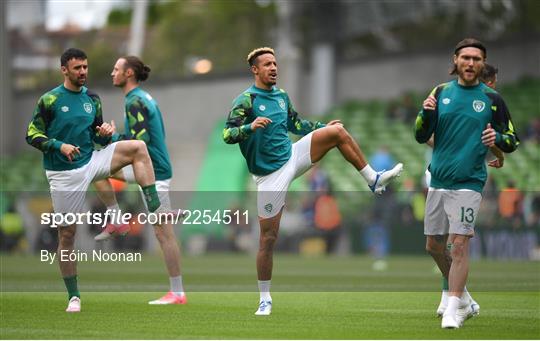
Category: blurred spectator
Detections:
[
  {"x1": 308, "y1": 164, "x2": 330, "y2": 192},
  {"x1": 498, "y1": 180, "x2": 524, "y2": 229},
  {"x1": 0, "y1": 204, "x2": 25, "y2": 252},
  {"x1": 370, "y1": 146, "x2": 395, "y2": 173},
  {"x1": 523, "y1": 193, "x2": 540, "y2": 228},
  {"x1": 313, "y1": 187, "x2": 342, "y2": 254},
  {"x1": 363, "y1": 209, "x2": 390, "y2": 263},
  {"x1": 524, "y1": 118, "x2": 540, "y2": 144},
  {"x1": 387, "y1": 93, "x2": 417, "y2": 123}
]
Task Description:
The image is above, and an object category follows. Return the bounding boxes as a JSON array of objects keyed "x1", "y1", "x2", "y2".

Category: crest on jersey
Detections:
[
  {"x1": 442, "y1": 98, "x2": 451, "y2": 105},
  {"x1": 83, "y1": 102, "x2": 93, "y2": 113},
  {"x1": 259, "y1": 105, "x2": 266, "y2": 111},
  {"x1": 278, "y1": 98, "x2": 286, "y2": 110},
  {"x1": 472, "y1": 100, "x2": 485, "y2": 113},
  {"x1": 61, "y1": 106, "x2": 69, "y2": 112}
]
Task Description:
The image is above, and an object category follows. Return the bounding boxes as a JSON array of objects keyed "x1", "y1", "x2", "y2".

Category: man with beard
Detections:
[
  {"x1": 26, "y1": 48, "x2": 165, "y2": 312},
  {"x1": 93, "y1": 56, "x2": 187, "y2": 305},
  {"x1": 224, "y1": 47, "x2": 403, "y2": 315},
  {"x1": 415, "y1": 38, "x2": 519, "y2": 328}
]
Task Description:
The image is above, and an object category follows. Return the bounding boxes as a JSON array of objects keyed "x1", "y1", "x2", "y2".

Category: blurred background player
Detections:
[
  {"x1": 93, "y1": 56, "x2": 186, "y2": 305},
  {"x1": 223, "y1": 47, "x2": 403, "y2": 315},
  {"x1": 26, "y1": 48, "x2": 163, "y2": 312},
  {"x1": 415, "y1": 38, "x2": 519, "y2": 328}
]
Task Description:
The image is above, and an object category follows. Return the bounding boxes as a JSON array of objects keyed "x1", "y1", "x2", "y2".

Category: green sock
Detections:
[
  {"x1": 63, "y1": 275, "x2": 80, "y2": 300},
  {"x1": 443, "y1": 242, "x2": 451, "y2": 291},
  {"x1": 442, "y1": 277, "x2": 449, "y2": 291},
  {"x1": 142, "y1": 184, "x2": 161, "y2": 212}
]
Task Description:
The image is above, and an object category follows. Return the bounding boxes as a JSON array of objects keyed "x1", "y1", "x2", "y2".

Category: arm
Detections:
[
  {"x1": 490, "y1": 94, "x2": 520, "y2": 153},
  {"x1": 487, "y1": 145, "x2": 505, "y2": 168},
  {"x1": 26, "y1": 95, "x2": 64, "y2": 152},
  {"x1": 414, "y1": 86, "x2": 441, "y2": 144},
  {"x1": 426, "y1": 134, "x2": 434, "y2": 148},
  {"x1": 223, "y1": 93, "x2": 255, "y2": 144},
  {"x1": 113, "y1": 99, "x2": 151, "y2": 143},
  {"x1": 88, "y1": 91, "x2": 112, "y2": 146},
  {"x1": 286, "y1": 94, "x2": 325, "y2": 136}
]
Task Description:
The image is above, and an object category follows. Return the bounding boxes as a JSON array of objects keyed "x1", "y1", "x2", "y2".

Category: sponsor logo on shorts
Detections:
[
  {"x1": 259, "y1": 105, "x2": 266, "y2": 111},
  {"x1": 83, "y1": 102, "x2": 93, "y2": 113},
  {"x1": 472, "y1": 100, "x2": 485, "y2": 113},
  {"x1": 264, "y1": 203, "x2": 273, "y2": 213}
]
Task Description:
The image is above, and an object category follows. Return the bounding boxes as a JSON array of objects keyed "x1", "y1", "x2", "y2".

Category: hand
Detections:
[
  {"x1": 488, "y1": 157, "x2": 504, "y2": 168},
  {"x1": 488, "y1": 145, "x2": 504, "y2": 168},
  {"x1": 327, "y1": 120, "x2": 343, "y2": 126},
  {"x1": 481, "y1": 123, "x2": 497, "y2": 147},
  {"x1": 97, "y1": 120, "x2": 116, "y2": 137},
  {"x1": 251, "y1": 117, "x2": 272, "y2": 131},
  {"x1": 423, "y1": 95, "x2": 437, "y2": 111},
  {"x1": 60, "y1": 144, "x2": 81, "y2": 162}
]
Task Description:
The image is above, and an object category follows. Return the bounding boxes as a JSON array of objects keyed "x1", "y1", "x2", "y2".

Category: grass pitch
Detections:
[{"x1": 1, "y1": 254, "x2": 539, "y2": 339}]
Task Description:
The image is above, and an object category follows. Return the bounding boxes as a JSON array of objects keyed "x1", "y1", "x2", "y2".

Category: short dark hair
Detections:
[
  {"x1": 247, "y1": 47, "x2": 275, "y2": 66},
  {"x1": 450, "y1": 38, "x2": 487, "y2": 75},
  {"x1": 60, "y1": 48, "x2": 87, "y2": 67},
  {"x1": 480, "y1": 63, "x2": 498, "y2": 83},
  {"x1": 122, "y1": 56, "x2": 151, "y2": 82}
]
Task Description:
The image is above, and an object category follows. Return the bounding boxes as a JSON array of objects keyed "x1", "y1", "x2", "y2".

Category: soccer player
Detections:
[
  {"x1": 415, "y1": 38, "x2": 519, "y2": 328},
  {"x1": 425, "y1": 61, "x2": 504, "y2": 318},
  {"x1": 223, "y1": 47, "x2": 403, "y2": 315},
  {"x1": 26, "y1": 48, "x2": 165, "y2": 312},
  {"x1": 92, "y1": 56, "x2": 187, "y2": 305},
  {"x1": 426, "y1": 63, "x2": 504, "y2": 317}
]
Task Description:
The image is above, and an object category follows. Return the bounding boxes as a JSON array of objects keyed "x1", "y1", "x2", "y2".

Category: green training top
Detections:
[
  {"x1": 414, "y1": 79, "x2": 519, "y2": 192},
  {"x1": 26, "y1": 84, "x2": 110, "y2": 171},
  {"x1": 112, "y1": 87, "x2": 172, "y2": 181},
  {"x1": 223, "y1": 85, "x2": 325, "y2": 176}
]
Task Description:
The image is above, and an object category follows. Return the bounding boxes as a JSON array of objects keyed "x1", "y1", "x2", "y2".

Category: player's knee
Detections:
[
  {"x1": 133, "y1": 140, "x2": 148, "y2": 156},
  {"x1": 153, "y1": 227, "x2": 168, "y2": 244},
  {"x1": 260, "y1": 232, "x2": 278, "y2": 249},
  {"x1": 58, "y1": 228, "x2": 75, "y2": 246},
  {"x1": 333, "y1": 125, "x2": 350, "y2": 143},
  {"x1": 450, "y1": 242, "x2": 466, "y2": 260},
  {"x1": 425, "y1": 238, "x2": 444, "y2": 255}
]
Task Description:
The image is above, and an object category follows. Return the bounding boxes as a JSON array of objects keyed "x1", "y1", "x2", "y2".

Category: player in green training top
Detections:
[
  {"x1": 92, "y1": 56, "x2": 187, "y2": 305},
  {"x1": 424, "y1": 62, "x2": 504, "y2": 319},
  {"x1": 415, "y1": 38, "x2": 519, "y2": 329},
  {"x1": 26, "y1": 48, "x2": 165, "y2": 313},
  {"x1": 224, "y1": 47, "x2": 404, "y2": 316}
]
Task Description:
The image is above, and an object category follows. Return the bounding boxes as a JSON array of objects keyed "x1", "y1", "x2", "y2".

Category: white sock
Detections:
[
  {"x1": 461, "y1": 286, "x2": 473, "y2": 304},
  {"x1": 441, "y1": 290, "x2": 449, "y2": 305},
  {"x1": 258, "y1": 280, "x2": 271, "y2": 302},
  {"x1": 444, "y1": 296, "x2": 460, "y2": 318},
  {"x1": 359, "y1": 164, "x2": 377, "y2": 185},
  {"x1": 170, "y1": 276, "x2": 184, "y2": 296}
]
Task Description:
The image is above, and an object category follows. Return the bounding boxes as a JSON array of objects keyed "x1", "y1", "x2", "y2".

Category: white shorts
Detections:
[
  {"x1": 424, "y1": 188, "x2": 482, "y2": 237},
  {"x1": 253, "y1": 132, "x2": 314, "y2": 219},
  {"x1": 46, "y1": 143, "x2": 118, "y2": 220},
  {"x1": 121, "y1": 165, "x2": 172, "y2": 212}
]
